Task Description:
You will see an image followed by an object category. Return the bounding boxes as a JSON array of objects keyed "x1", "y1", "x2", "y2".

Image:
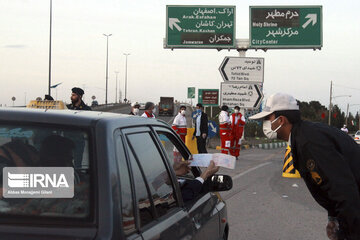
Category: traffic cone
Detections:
[{"x1": 282, "y1": 145, "x2": 301, "y2": 178}]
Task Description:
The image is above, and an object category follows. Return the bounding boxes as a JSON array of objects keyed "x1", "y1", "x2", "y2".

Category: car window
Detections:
[
  {"x1": 127, "y1": 146, "x2": 155, "y2": 228},
  {"x1": 115, "y1": 133, "x2": 136, "y2": 235},
  {"x1": 126, "y1": 132, "x2": 177, "y2": 222},
  {"x1": 0, "y1": 124, "x2": 91, "y2": 220},
  {"x1": 157, "y1": 131, "x2": 195, "y2": 179}
]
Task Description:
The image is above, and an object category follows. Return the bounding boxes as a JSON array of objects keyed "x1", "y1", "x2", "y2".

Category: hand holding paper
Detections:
[{"x1": 189, "y1": 153, "x2": 236, "y2": 169}]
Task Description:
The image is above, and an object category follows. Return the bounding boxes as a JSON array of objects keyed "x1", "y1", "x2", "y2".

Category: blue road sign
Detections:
[{"x1": 208, "y1": 120, "x2": 219, "y2": 138}]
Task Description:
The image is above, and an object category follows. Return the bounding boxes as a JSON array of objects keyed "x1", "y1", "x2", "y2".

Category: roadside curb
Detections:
[
  {"x1": 214, "y1": 142, "x2": 287, "y2": 151},
  {"x1": 256, "y1": 142, "x2": 287, "y2": 149}
]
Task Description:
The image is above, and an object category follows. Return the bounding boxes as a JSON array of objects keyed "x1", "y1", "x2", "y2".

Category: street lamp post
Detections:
[
  {"x1": 115, "y1": 71, "x2": 119, "y2": 104},
  {"x1": 123, "y1": 53, "x2": 130, "y2": 103},
  {"x1": 103, "y1": 34, "x2": 112, "y2": 105},
  {"x1": 48, "y1": 0, "x2": 53, "y2": 96}
]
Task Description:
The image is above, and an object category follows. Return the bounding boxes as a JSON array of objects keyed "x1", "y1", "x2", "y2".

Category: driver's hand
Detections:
[
  {"x1": 173, "y1": 161, "x2": 191, "y2": 176},
  {"x1": 200, "y1": 161, "x2": 220, "y2": 180}
]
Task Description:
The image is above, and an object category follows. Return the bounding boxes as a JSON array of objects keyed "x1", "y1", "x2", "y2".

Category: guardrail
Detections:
[{"x1": 93, "y1": 103, "x2": 129, "y2": 112}]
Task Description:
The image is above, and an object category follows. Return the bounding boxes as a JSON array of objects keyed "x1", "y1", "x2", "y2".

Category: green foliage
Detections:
[
  {"x1": 244, "y1": 121, "x2": 264, "y2": 138},
  {"x1": 298, "y1": 100, "x2": 328, "y2": 123}
]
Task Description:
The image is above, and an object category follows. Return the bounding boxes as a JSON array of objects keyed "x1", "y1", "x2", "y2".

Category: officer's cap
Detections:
[
  {"x1": 249, "y1": 93, "x2": 299, "y2": 120},
  {"x1": 72, "y1": 87, "x2": 85, "y2": 97}
]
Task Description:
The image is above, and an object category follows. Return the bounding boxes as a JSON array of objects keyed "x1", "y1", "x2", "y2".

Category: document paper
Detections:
[{"x1": 189, "y1": 153, "x2": 236, "y2": 169}]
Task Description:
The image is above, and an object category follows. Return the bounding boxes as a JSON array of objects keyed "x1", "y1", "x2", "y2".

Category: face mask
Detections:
[
  {"x1": 234, "y1": 109, "x2": 239, "y2": 114},
  {"x1": 153, "y1": 108, "x2": 157, "y2": 113},
  {"x1": 181, "y1": 110, "x2": 186, "y2": 115},
  {"x1": 196, "y1": 109, "x2": 201, "y2": 113},
  {"x1": 263, "y1": 117, "x2": 282, "y2": 139},
  {"x1": 133, "y1": 108, "x2": 139, "y2": 115}
]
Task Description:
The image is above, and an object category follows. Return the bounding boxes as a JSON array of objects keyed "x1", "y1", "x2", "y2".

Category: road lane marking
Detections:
[
  {"x1": 232, "y1": 150, "x2": 282, "y2": 180},
  {"x1": 232, "y1": 162, "x2": 271, "y2": 180}
]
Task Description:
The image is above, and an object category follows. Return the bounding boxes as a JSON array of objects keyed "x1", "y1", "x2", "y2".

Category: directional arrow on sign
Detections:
[
  {"x1": 209, "y1": 122, "x2": 217, "y2": 133},
  {"x1": 169, "y1": 18, "x2": 182, "y2": 31},
  {"x1": 302, "y1": 14, "x2": 317, "y2": 29},
  {"x1": 207, "y1": 120, "x2": 219, "y2": 138},
  {"x1": 220, "y1": 58, "x2": 230, "y2": 81},
  {"x1": 253, "y1": 84, "x2": 263, "y2": 108}
]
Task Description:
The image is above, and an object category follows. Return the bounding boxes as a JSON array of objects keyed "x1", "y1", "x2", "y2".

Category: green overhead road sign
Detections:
[
  {"x1": 188, "y1": 87, "x2": 195, "y2": 98},
  {"x1": 250, "y1": 6, "x2": 322, "y2": 49},
  {"x1": 166, "y1": 5, "x2": 236, "y2": 48}
]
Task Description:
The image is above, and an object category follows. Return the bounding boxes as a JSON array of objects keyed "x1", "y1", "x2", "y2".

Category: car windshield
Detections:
[
  {"x1": 0, "y1": 124, "x2": 91, "y2": 220},
  {"x1": 356, "y1": 131, "x2": 360, "y2": 136}
]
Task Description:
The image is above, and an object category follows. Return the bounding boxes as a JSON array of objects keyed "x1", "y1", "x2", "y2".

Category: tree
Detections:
[{"x1": 298, "y1": 100, "x2": 328, "y2": 123}]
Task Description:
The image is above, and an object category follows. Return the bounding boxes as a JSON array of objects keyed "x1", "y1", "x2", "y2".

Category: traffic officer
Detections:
[
  {"x1": 141, "y1": 102, "x2": 156, "y2": 118},
  {"x1": 249, "y1": 93, "x2": 360, "y2": 240},
  {"x1": 230, "y1": 106, "x2": 246, "y2": 160},
  {"x1": 66, "y1": 87, "x2": 91, "y2": 169},
  {"x1": 172, "y1": 105, "x2": 187, "y2": 142},
  {"x1": 219, "y1": 105, "x2": 231, "y2": 155},
  {"x1": 129, "y1": 102, "x2": 140, "y2": 115},
  {"x1": 67, "y1": 87, "x2": 91, "y2": 110}
]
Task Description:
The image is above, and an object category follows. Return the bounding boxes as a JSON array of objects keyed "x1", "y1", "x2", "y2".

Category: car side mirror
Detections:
[{"x1": 207, "y1": 174, "x2": 232, "y2": 192}]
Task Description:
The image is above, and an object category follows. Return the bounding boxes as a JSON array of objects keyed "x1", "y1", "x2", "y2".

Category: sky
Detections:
[{"x1": 1, "y1": 0, "x2": 360, "y2": 115}]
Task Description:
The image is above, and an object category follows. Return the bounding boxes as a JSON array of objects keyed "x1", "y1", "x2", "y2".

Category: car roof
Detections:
[{"x1": 0, "y1": 107, "x2": 169, "y2": 128}]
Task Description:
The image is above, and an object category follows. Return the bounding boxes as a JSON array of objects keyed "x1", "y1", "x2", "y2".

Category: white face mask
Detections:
[
  {"x1": 263, "y1": 117, "x2": 282, "y2": 139},
  {"x1": 133, "y1": 108, "x2": 139, "y2": 115},
  {"x1": 180, "y1": 110, "x2": 186, "y2": 115},
  {"x1": 234, "y1": 109, "x2": 239, "y2": 114},
  {"x1": 152, "y1": 108, "x2": 156, "y2": 113}
]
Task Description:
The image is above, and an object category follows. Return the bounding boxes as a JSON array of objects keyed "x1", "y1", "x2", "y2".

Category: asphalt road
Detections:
[{"x1": 214, "y1": 148, "x2": 328, "y2": 240}]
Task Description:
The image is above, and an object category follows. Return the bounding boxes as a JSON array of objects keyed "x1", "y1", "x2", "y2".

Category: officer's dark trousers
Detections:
[{"x1": 196, "y1": 136, "x2": 207, "y2": 153}]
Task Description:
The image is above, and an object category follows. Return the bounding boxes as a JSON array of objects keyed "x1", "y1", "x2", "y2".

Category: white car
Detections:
[{"x1": 354, "y1": 130, "x2": 360, "y2": 144}]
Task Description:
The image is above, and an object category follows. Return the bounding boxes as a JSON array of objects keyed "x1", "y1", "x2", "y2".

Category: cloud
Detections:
[{"x1": 3, "y1": 45, "x2": 28, "y2": 49}]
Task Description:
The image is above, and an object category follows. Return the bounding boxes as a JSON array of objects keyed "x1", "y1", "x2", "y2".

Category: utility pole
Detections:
[
  {"x1": 103, "y1": 34, "x2": 112, "y2": 105},
  {"x1": 328, "y1": 81, "x2": 333, "y2": 126},
  {"x1": 115, "y1": 71, "x2": 119, "y2": 104},
  {"x1": 346, "y1": 103, "x2": 349, "y2": 126}
]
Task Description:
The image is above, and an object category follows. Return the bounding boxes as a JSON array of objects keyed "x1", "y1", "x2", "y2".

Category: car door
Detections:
[
  {"x1": 120, "y1": 126, "x2": 195, "y2": 240},
  {"x1": 153, "y1": 126, "x2": 222, "y2": 240}
]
